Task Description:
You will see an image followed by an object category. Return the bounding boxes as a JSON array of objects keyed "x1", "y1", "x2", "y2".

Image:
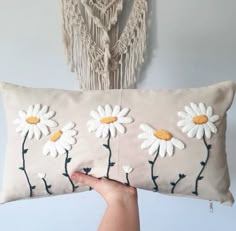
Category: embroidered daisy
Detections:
[
  {"x1": 37, "y1": 172, "x2": 52, "y2": 195},
  {"x1": 177, "y1": 102, "x2": 220, "y2": 139},
  {"x1": 87, "y1": 104, "x2": 133, "y2": 138},
  {"x1": 138, "y1": 124, "x2": 185, "y2": 158},
  {"x1": 177, "y1": 102, "x2": 220, "y2": 196},
  {"x1": 14, "y1": 104, "x2": 58, "y2": 140},
  {"x1": 43, "y1": 122, "x2": 77, "y2": 158}
]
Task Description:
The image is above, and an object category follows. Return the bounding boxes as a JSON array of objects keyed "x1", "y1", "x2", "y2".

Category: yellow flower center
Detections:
[
  {"x1": 192, "y1": 115, "x2": 208, "y2": 125},
  {"x1": 50, "y1": 130, "x2": 63, "y2": 142},
  {"x1": 154, "y1": 129, "x2": 173, "y2": 141},
  {"x1": 100, "y1": 116, "x2": 118, "y2": 124},
  {"x1": 26, "y1": 116, "x2": 40, "y2": 124}
]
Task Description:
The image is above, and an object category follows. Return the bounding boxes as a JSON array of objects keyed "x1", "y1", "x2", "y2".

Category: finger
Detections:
[{"x1": 71, "y1": 172, "x2": 99, "y2": 189}]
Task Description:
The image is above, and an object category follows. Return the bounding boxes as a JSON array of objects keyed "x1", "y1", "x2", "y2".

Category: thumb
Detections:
[{"x1": 71, "y1": 172, "x2": 99, "y2": 189}]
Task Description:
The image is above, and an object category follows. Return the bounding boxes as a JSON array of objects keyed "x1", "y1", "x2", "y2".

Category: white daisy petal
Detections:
[
  {"x1": 16, "y1": 125, "x2": 24, "y2": 133},
  {"x1": 148, "y1": 140, "x2": 160, "y2": 155},
  {"x1": 55, "y1": 141, "x2": 66, "y2": 155},
  {"x1": 123, "y1": 166, "x2": 133, "y2": 174},
  {"x1": 38, "y1": 105, "x2": 49, "y2": 116},
  {"x1": 96, "y1": 125, "x2": 104, "y2": 138},
  {"x1": 102, "y1": 124, "x2": 109, "y2": 138},
  {"x1": 34, "y1": 125, "x2": 42, "y2": 140},
  {"x1": 196, "y1": 125, "x2": 204, "y2": 140},
  {"x1": 114, "y1": 122, "x2": 125, "y2": 134},
  {"x1": 32, "y1": 104, "x2": 41, "y2": 116},
  {"x1": 118, "y1": 108, "x2": 129, "y2": 117},
  {"x1": 109, "y1": 123, "x2": 116, "y2": 137},
  {"x1": 90, "y1": 110, "x2": 100, "y2": 120},
  {"x1": 62, "y1": 122, "x2": 76, "y2": 131},
  {"x1": 140, "y1": 124, "x2": 155, "y2": 134},
  {"x1": 167, "y1": 141, "x2": 174, "y2": 157},
  {"x1": 190, "y1": 102, "x2": 201, "y2": 115},
  {"x1": 21, "y1": 124, "x2": 30, "y2": 137},
  {"x1": 50, "y1": 143, "x2": 58, "y2": 158},
  {"x1": 203, "y1": 124, "x2": 212, "y2": 139},
  {"x1": 42, "y1": 111, "x2": 56, "y2": 120},
  {"x1": 141, "y1": 138, "x2": 156, "y2": 149},
  {"x1": 138, "y1": 133, "x2": 151, "y2": 139},
  {"x1": 28, "y1": 126, "x2": 34, "y2": 140},
  {"x1": 178, "y1": 111, "x2": 189, "y2": 119},
  {"x1": 64, "y1": 130, "x2": 77, "y2": 137},
  {"x1": 207, "y1": 122, "x2": 217, "y2": 134},
  {"x1": 112, "y1": 105, "x2": 121, "y2": 116},
  {"x1": 38, "y1": 173, "x2": 46, "y2": 179},
  {"x1": 37, "y1": 123, "x2": 49, "y2": 136},
  {"x1": 182, "y1": 123, "x2": 195, "y2": 133},
  {"x1": 206, "y1": 106, "x2": 213, "y2": 117},
  {"x1": 88, "y1": 121, "x2": 100, "y2": 132},
  {"x1": 118, "y1": 117, "x2": 133, "y2": 124},
  {"x1": 43, "y1": 142, "x2": 50, "y2": 156},
  {"x1": 171, "y1": 138, "x2": 185, "y2": 150},
  {"x1": 159, "y1": 140, "x2": 167, "y2": 158},
  {"x1": 18, "y1": 110, "x2": 27, "y2": 119},
  {"x1": 185, "y1": 106, "x2": 196, "y2": 117},
  {"x1": 27, "y1": 105, "x2": 33, "y2": 116},
  {"x1": 105, "y1": 104, "x2": 112, "y2": 116},
  {"x1": 62, "y1": 135, "x2": 77, "y2": 145},
  {"x1": 42, "y1": 119, "x2": 58, "y2": 128},
  {"x1": 177, "y1": 119, "x2": 191, "y2": 127},
  {"x1": 59, "y1": 139, "x2": 72, "y2": 151},
  {"x1": 199, "y1": 103, "x2": 206, "y2": 114},
  {"x1": 187, "y1": 126, "x2": 199, "y2": 138},
  {"x1": 98, "y1": 106, "x2": 105, "y2": 117},
  {"x1": 209, "y1": 115, "x2": 220, "y2": 123}
]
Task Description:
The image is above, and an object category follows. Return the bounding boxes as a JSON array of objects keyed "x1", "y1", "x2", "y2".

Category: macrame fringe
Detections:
[{"x1": 62, "y1": 0, "x2": 148, "y2": 90}]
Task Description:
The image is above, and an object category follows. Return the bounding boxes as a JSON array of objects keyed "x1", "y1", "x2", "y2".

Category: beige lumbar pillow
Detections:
[{"x1": 0, "y1": 81, "x2": 235, "y2": 205}]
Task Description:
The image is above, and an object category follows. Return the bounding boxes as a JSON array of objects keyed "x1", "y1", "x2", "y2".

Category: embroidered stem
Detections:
[
  {"x1": 149, "y1": 148, "x2": 159, "y2": 192},
  {"x1": 19, "y1": 131, "x2": 36, "y2": 197},
  {"x1": 42, "y1": 178, "x2": 52, "y2": 195},
  {"x1": 171, "y1": 174, "x2": 186, "y2": 194},
  {"x1": 192, "y1": 136, "x2": 211, "y2": 196},
  {"x1": 63, "y1": 150, "x2": 78, "y2": 192},
  {"x1": 84, "y1": 168, "x2": 92, "y2": 191},
  {"x1": 103, "y1": 131, "x2": 115, "y2": 179},
  {"x1": 125, "y1": 173, "x2": 130, "y2": 186}
]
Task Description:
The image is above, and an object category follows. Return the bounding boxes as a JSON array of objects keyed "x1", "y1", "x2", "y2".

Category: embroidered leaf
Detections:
[
  {"x1": 148, "y1": 161, "x2": 153, "y2": 164},
  {"x1": 170, "y1": 182, "x2": 176, "y2": 186},
  {"x1": 124, "y1": 183, "x2": 129, "y2": 186},
  {"x1": 83, "y1": 168, "x2": 92, "y2": 174},
  {"x1": 75, "y1": 186, "x2": 79, "y2": 189},
  {"x1": 198, "y1": 176, "x2": 204, "y2": 180},
  {"x1": 67, "y1": 158, "x2": 72, "y2": 163},
  {"x1": 192, "y1": 191, "x2": 198, "y2": 195},
  {"x1": 103, "y1": 144, "x2": 109, "y2": 149},
  {"x1": 109, "y1": 162, "x2": 115, "y2": 167},
  {"x1": 153, "y1": 176, "x2": 158, "y2": 180},
  {"x1": 62, "y1": 173, "x2": 68, "y2": 177},
  {"x1": 47, "y1": 185, "x2": 52, "y2": 189},
  {"x1": 200, "y1": 161, "x2": 206, "y2": 166},
  {"x1": 31, "y1": 186, "x2": 36, "y2": 190},
  {"x1": 179, "y1": 174, "x2": 186, "y2": 178},
  {"x1": 153, "y1": 187, "x2": 158, "y2": 192},
  {"x1": 19, "y1": 167, "x2": 24, "y2": 171},
  {"x1": 23, "y1": 149, "x2": 28, "y2": 154},
  {"x1": 207, "y1": 144, "x2": 212, "y2": 149}
]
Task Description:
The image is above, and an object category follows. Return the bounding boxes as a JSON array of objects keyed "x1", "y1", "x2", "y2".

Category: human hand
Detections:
[{"x1": 71, "y1": 172, "x2": 138, "y2": 206}]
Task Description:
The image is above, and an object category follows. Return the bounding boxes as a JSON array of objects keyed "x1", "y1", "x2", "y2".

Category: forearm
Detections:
[{"x1": 98, "y1": 197, "x2": 140, "y2": 231}]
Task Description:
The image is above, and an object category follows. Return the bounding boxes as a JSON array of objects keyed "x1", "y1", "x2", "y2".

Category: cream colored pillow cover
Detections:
[{"x1": 0, "y1": 81, "x2": 235, "y2": 205}]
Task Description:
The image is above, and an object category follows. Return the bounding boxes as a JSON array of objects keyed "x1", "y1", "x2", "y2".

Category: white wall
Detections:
[{"x1": 0, "y1": 0, "x2": 235, "y2": 230}]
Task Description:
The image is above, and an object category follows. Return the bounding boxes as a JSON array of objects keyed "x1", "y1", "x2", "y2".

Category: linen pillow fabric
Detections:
[{"x1": 0, "y1": 81, "x2": 235, "y2": 205}]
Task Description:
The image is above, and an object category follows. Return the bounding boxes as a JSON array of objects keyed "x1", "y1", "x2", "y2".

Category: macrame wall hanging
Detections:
[{"x1": 61, "y1": 0, "x2": 148, "y2": 90}]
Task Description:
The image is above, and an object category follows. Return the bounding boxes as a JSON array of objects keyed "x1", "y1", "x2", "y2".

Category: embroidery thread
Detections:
[
  {"x1": 177, "y1": 102, "x2": 220, "y2": 196},
  {"x1": 83, "y1": 168, "x2": 92, "y2": 190},
  {"x1": 170, "y1": 174, "x2": 186, "y2": 194},
  {"x1": 38, "y1": 173, "x2": 52, "y2": 195},
  {"x1": 122, "y1": 165, "x2": 133, "y2": 186}
]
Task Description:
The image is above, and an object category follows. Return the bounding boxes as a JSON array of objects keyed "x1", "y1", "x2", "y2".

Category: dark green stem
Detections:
[
  {"x1": 149, "y1": 148, "x2": 159, "y2": 192},
  {"x1": 42, "y1": 178, "x2": 52, "y2": 195},
  {"x1": 103, "y1": 131, "x2": 114, "y2": 179},
  {"x1": 126, "y1": 173, "x2": 130, "y2": 186},
  {"x1": 19, "y1": 131, "x2": 36, "y2": 197},
  {"x1": 63, "y1": 150, "x2": 78, "y2": 192},
  {"x1": 171, "y1": 174, "x2": 186, "y2": 194},
  {"x1": 192, "y1": 136, "x2": 211, "y2": 196},
  {"x1": 85, "y1": 172, "x2": 92, "y2": 191}
]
